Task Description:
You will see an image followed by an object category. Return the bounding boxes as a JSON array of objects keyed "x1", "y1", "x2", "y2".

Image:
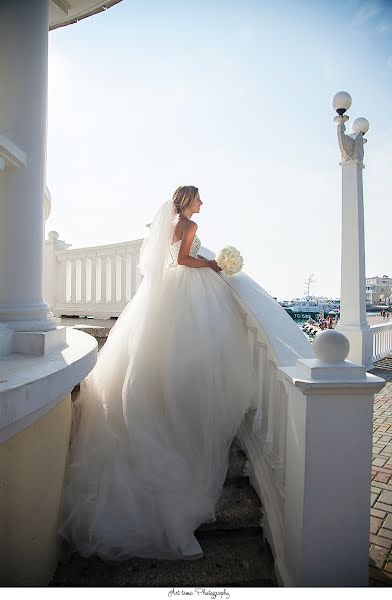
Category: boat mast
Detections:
[{"x1": 304, "y1": 274, "x2": 316, "y2": 298}]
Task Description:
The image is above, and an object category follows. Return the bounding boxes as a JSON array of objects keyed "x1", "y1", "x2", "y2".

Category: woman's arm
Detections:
[{"x1": 177, "y1": 222, "x2": 220, "y2": 270}]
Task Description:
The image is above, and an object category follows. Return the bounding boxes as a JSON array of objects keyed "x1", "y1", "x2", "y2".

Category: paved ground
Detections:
[
  {"x1": 367, "y1": 313, "x2": 392, "y2": 326},
  {"x1": 369, "y1": 360, "x2": 392, "y2": 585}
]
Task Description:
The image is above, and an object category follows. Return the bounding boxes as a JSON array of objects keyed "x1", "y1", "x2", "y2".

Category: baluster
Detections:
[
  {"x1": 275, "y1": 380, "x2": 288, "y2": 490},
  {"x1": 248, "y1": 325, "x2": 258, "y2": 358},
  {"x1": 56, "y1": 258, "x2": 67, "y2": 305},
  {"x1": 136, "y1": 257, "x2": 142, "y2": 289},
  {"x1": 65, "y1": 260, "x2": 70, "y2": 302},
  {"x1": 120, "y1": 254, "x2": 128, "y2": 303},
  {"x1": 130, "y1": 253, "x2": 137, "y2": 298},
  {"x1": 90, "y1": 256, "x2": 97, "y2": 302},
  {"x1": 260, "y1": 350, "x2": 270, "y2": 445},
  {"x1": 270, "y1": 365, "x2": 282, "y2": 468},
  {"x1": 80, "y1": 258, "x2": 87, "y2": 303},
  {"x1": 70, "y1": 258, "x2": 77, "y2": 304},
  {"x1": 110, "y1": 255, "x2": 117, "y2": 303},
  {"x1": 136, "y1": 245, "x2": 143, "y2": 286},
  {"x1": 266, "y1": 361, "x2": 277, "y2": 457},
  {"x1": 100, "y1": 256, "x2": 107, "y2": 303},
  {"x1": 252, "y1": 341, "x2": 267, "y2": 436}
]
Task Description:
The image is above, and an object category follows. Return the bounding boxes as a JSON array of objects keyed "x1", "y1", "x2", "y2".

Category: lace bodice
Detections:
[{"x1": 168, "y1": 234, "x2": 201, "y2": 265}]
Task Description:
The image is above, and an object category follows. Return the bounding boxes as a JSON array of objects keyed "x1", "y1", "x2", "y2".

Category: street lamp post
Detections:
[{"x1": 332, "y1": 91, "x2": 373, "y2": 368}]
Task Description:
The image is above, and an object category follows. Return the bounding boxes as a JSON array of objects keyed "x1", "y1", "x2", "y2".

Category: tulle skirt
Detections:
[{"x1": 57, "y1": 264, "x2": 258, "y2": 561}]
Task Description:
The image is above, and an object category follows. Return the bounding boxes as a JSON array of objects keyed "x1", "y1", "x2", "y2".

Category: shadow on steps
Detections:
[{"x1": 51, "y1": 440, "x2": 276, "y2": 587}]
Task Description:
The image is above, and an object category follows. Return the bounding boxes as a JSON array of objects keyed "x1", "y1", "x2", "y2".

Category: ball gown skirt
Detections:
[{"x1": 58, "y1": 238, "x2": 258, "y2": 561}]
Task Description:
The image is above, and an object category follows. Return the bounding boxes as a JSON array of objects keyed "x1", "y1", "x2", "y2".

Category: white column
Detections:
[
  {"x1": 0, "y1": 0, "x2": 58, "y2": 331},
  {"x1": 331, "y1": 94, "x2": 372, "y2": 368},
  {"x1": 280, "y1": 330, "x2": 385, "y2": 586},
  {"x1": 336, "y1": 158, "x2": 373, "y2": 367}
]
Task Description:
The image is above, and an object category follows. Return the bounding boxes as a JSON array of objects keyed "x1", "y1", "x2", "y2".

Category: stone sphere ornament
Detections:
[
  {"x1": 312, "y1": 329, "x2": 350, "y2": 363},
  {"x1": 332, "y1": 91, "x2": 352, "y2": 115},
  {"x1": 352, "y1": 117, "x2": 369, "y2": 135}
]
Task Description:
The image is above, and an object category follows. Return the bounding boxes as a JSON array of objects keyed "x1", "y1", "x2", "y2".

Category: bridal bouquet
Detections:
[{"x1": 215, "y1": 245, "x2": 244, "y2": 275}]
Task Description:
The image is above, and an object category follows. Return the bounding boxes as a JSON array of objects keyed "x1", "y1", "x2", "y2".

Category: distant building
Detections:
[{"x1": 366, "y1": 275, "x2": 392, "y2": 306}]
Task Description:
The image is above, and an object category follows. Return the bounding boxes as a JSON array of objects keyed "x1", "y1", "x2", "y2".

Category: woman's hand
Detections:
[{"x1": 209, "y1": 260, "x2": 222, "y2": 272}]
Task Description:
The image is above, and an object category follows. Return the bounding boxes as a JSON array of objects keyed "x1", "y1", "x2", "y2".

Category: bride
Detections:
[{"x1": 58, "y1": 185, "x2": 258, "y2": 561}]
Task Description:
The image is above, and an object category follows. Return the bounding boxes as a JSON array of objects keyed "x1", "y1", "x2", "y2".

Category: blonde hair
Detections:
[{"x1": 172, "y1": 185, "x2": 199, "y2": 215}]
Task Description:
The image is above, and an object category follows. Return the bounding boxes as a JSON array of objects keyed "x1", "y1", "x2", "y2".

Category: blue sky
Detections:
[{"x1": 46, "y1": 0, "x2": 392, "y2": 300}]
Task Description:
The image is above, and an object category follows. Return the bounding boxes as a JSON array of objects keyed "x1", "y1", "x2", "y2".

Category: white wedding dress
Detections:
[{"x1": 58, "y1": 211, "x2": 258, "y2": 562}]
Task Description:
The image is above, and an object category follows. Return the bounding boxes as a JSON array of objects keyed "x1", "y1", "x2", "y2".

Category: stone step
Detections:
[
  {"x1": 197, "y1": 482, "x2": 262, "y2": 533},
  {"x1": 225, "y1": 443, "x2": 249, "y2": 484},
  {"x1": 50, "y1": 529, "x2": 276, "y2": 587},
  {"x1": 71, "y1": 325, "x2": 110, "y2": 351},
  {"x1": 49, "y1": 445, "x2": 274, "y2": 586}
]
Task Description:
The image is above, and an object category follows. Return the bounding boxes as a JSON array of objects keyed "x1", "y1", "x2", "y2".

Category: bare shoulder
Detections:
[{"x1": 183, "y1": 219, "x2": 198, "y2": 233}]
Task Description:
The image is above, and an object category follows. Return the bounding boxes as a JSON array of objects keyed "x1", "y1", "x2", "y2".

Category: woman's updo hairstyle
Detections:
[{"x1": 172, "y1": 185, "x2": 199, "y2": 215}]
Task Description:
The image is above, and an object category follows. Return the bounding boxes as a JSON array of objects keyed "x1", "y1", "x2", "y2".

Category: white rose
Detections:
[{"x1": 215, "y1": 245, "x2": 243, "y2": 275}]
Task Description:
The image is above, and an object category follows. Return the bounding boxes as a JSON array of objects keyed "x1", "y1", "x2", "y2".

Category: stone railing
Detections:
[
  {"x1": 197, "y1": 246, "x2": 385, "y2": 586},
  {"x1": 44, "y1": 233, "x2": 143, "y2": 319},
  {"x1": 371, "y1": 321, "x2": 392, "y2": 362}
]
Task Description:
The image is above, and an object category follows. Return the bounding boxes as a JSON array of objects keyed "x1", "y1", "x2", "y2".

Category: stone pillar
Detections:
[
  {"x1": 336, "y1": 157, "x2": 373, "y2": 367},
  {"x1": 332, "y1": 92, "x2": 373, "y2": 368},
  {"x1": 0, "y1": 0, "x2": 58, "y2": 332},
  {"x1": 280, "y1": 330, "x2": 385, "y2": 586}
]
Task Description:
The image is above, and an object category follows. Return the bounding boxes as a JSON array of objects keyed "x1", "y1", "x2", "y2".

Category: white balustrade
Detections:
[
  {"x1": 371, "y1": 322, "x2": 392, "y2": 362},
  {"x1": 44, "y1": 239, "x2": 143, "y2": 319},
  {"x1": 197, "y1": 245, "x2": 385, "y2": 586},
  {"x1": 238, "y1": 303, "x2": 384, "y2": 586}
]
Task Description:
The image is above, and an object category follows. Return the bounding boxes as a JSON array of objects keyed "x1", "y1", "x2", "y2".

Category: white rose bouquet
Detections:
[{"x1": 215, "y1": 245, "x2": 244, "y2": 275}]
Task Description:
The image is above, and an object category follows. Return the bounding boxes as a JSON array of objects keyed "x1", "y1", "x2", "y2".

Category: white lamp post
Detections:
[{"x1": 332, "y1": 91, "x2": 373, "y2": 368}]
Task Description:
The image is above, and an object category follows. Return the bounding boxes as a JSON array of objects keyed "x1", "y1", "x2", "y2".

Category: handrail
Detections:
[
  {"x1": 200, "y1": 245, "x2": 314, "y2": 367},
  {"x1": 199, "y1": 245, "x2": 313, "y2": 582},
  {"x1": 370, "y1": 321, "x2": 392, "y2": 362}
]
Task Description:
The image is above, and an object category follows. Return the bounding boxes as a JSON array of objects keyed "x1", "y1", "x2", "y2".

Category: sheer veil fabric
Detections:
[{"x1": 58, "y1": 199, "x2": 258, "y2": 561}]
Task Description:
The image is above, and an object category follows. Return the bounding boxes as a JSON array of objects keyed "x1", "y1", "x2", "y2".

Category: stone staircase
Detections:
[
  {"x1": 51, "y1": 320, "x2": 276, "y2": 587},
  {"x1": 50, "y1": 438, "x2": 276, "y2": 587},
  {"x1": 60, "y1": 320, "x2": 113, "y2": 351}
]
